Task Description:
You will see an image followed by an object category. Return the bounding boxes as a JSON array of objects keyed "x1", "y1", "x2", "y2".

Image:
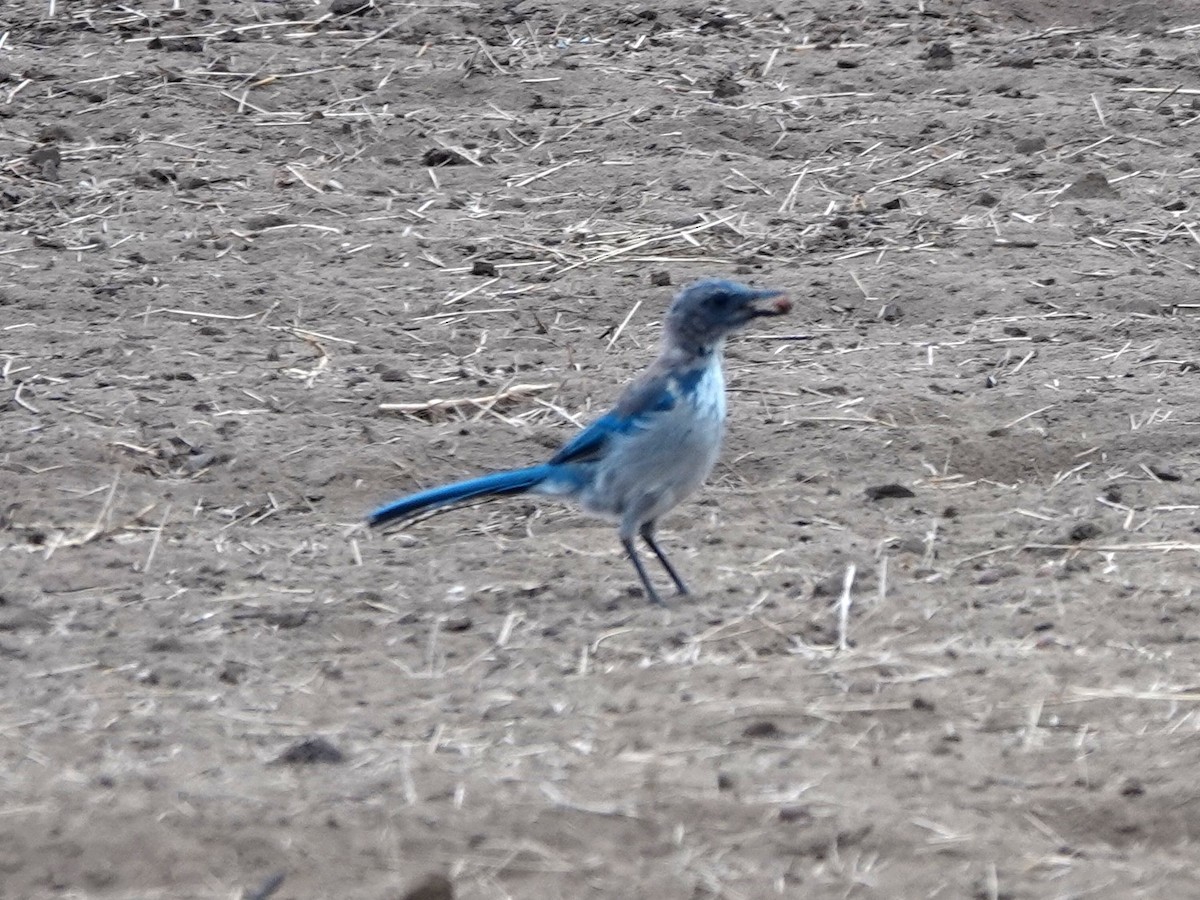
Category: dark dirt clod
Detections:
[
  {"x1": 377, "y1": 367, "x2": 410, "y2": 383},
  {"x1": 28, "y1": 145, "x2": 60, "y2": 179},
  {"x1": 399, "y1": 874, "x2": 455, "y2": 900},
  {"x1": 330, "y1": 0, "x2": 373, "y2": 15},
  {"x1": 1120, "y1": 778, "x2": 1146, "y2": 798},
  {"x1": 778, "y1": 805, "x2": 814, "y2": 825},
  {"x1": 1068, "y1": 522, "x2": 1103, "y2": 542},
  {"x1": 243, "y1": 872, "x2": 286, "y2": 900},
  {"x1": 1059, "y1": 172, "x2": 1120, "y2": 200},
  {"x1": 274, "y1": 738, "x2": 346, "y2": 766},
  {"x1": 864, "y1": 484, "x2": 916, "y2": 501},
  {"x1": 421, "y1": 148, "x2": 469, "y2": 167},
  {"x1": 1148, "y1": 463, "x2": 1182, "y2": 482},
  {"x1": 709, "y1": 74, "x2": 744, "y2": 98},
  {"x1": 742, "y1": 721, "x2": 782, "y2": 739},
  {"x1": 1015, "y1": 135, "x2": 1047, "y2": 154},
  {"x1": 925, "y1": 42, "x2": 954, "y2": 69}
]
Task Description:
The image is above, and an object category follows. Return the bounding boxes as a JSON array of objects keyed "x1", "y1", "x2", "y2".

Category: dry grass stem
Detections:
[
  {"x1": 380, "y1": 383, "x2": 555, "y2": 418},
  {"x1": 836, "y1": 563, "x2": 856, "y2": 652}
]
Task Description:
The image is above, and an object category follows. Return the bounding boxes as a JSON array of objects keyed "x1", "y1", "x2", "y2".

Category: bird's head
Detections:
[{"x1": 663, "y1": 278, "x2": 790, "y2": 352}]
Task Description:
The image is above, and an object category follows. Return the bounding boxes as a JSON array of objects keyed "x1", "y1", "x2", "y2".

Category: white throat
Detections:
[{"x1": 694, "y1": 352, "x2": 727, "y2": 421}]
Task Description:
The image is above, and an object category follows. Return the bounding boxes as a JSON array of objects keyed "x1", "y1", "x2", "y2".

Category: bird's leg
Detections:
[
  {"x1": 639, "y1": 523, "x2": 690, "y2": 596},
  {"x1": 620, "y1": 535, "x2": 665, "y2": 605}
]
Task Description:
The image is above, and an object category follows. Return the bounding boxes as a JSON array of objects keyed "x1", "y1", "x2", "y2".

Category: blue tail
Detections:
[{"x1": 368, "y1": 465, "x2": 553, "y2": 527}]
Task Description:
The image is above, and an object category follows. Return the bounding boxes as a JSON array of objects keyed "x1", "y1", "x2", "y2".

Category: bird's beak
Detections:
[{"x1": 747, "y1": 289, "x2": 791, "y2": 318}]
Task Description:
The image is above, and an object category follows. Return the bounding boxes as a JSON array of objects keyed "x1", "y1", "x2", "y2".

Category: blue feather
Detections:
[
  {"x1": 549, "y1": 367, "x2": 711, "y2": 466},
  {"x1": 368, "y1": 465, "x2": 553, "y2": 527},
  {"x1": 549, "y1": 413, "x2": 629, "y2": 465}
]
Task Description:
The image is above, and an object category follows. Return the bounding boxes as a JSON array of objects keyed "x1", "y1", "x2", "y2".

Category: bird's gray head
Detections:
[{"x1": 663, "y1": 278, "x2": 790, "y2": 354}]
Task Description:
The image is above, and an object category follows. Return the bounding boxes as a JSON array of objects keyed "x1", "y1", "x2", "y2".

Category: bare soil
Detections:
[{"x1": 5, "y1": 0, "x2": 1200, "y2": 897}]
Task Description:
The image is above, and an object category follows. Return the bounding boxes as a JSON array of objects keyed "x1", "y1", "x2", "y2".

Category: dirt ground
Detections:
[{"x1": 7, "y1": 0, "x2": 1200, "y2": 897}]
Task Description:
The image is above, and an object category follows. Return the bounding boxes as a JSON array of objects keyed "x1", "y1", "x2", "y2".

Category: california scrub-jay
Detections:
[{"x1": 368, "y1": 278, "x2": 790, "y2": 604}]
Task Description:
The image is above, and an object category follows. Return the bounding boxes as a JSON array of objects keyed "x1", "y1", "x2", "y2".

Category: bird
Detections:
[{"x1": 368, "y1": 278, "x2": 791, "y2": 604}]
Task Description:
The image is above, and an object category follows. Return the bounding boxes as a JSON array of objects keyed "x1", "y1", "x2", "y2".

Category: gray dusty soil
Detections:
[{"x1": 5, "y1": 0, "x2": 1200, "y2": 897}]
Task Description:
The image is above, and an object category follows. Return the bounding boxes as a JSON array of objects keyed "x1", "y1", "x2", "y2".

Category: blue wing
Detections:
[
  {"x1": 550, "y1": 412, "x2": 629, "y2": 465},
  {"x1": 549, "y1": 368, "x2": 688, "y2": 465}
]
